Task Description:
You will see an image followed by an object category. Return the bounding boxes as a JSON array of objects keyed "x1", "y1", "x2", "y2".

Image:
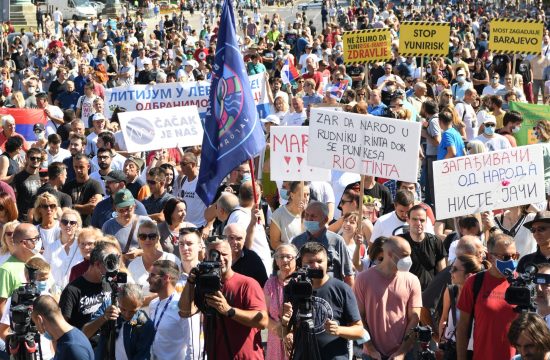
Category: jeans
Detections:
[{"x1": 0, "y1": 338, "x2": 9, "y2": 360}]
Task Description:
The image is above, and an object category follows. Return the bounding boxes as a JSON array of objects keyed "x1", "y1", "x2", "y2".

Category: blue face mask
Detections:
[
  {"x1": 484, "y1": 126, "x2": 495, "y2": 136},
  {"x1": 36, "y1": 280, "x2": 48, "y2": 293},
  {"x1": 304, "y1": 220, "x2": 321, "y2": 233},
  {"x1": 241, "y1": 173, "x2": 252, "y2": 184},
  {"x1": 43, "y1": 331, "x2": 53, "y2": 341},
  {"x1": 279, "y1": 188, "x2": 289, "y2": 201},
  {"x1": 495, "y1": 259, "x2": 518, "y2": 276}
]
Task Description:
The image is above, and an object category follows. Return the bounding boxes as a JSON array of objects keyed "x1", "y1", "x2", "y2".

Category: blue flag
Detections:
[{"x1": 196, "y1": 0, "x2": 266, "y2": 206}]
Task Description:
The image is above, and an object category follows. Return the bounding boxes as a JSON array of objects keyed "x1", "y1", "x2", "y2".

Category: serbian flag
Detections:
[
  {"x1": 326, "y1": 80, "x2": 349, "y2": 101},
  {"x1": 196, "y1": 0, "x2": 266, "y2": 206},
  {"x1": 281, "y1": 58, "x2": 300, "y2": 85},
  {"x1": 0, "y1": 108, "x2": 47, "y2": 141}
]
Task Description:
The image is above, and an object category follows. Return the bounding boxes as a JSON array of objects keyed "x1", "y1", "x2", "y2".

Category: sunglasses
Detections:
[
  {"x1": 138, "y1": 233, "x2": 158, "y2": 241},
  {"x1": 530, "y1": 226, "x2": 548, "y2": 234},
  {"x1": 60, "y1": 219, "x2": 78, "y2": 226},
  {"x1": 491, "y1": 252, "x2": 520, "y2": 261},
  {"x1": 40, "y1": 204, "x2": 57, "y2": 210},
  {"x1": 147, "y1": 180, "x2": 157, "y2": 186},
  {"x1": 180, "y1": 226, "x2": 201, "y2": 235},
  {"x1": 29, "y1": 157, "x2": 42, "y2": 162},
  {"x1": 4, "y1": 231, "x2": 13, "y2": 237}
]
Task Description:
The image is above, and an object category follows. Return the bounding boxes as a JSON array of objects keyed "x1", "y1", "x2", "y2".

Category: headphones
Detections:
[{"x1": 296, "y1": 243, "x2": 334, "y2": 270}]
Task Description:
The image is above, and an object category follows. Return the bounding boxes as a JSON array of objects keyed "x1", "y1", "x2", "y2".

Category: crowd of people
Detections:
[{"x1": 0, "y1": 0, "x2": 549, "y2": 359}]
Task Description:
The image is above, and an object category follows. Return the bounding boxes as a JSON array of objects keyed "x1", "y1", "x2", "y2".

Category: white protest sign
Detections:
[
  {"x1": 433, "y1": 145, "x2": 545, "y2": 220},
  {"x1": 105, "y1": 73, "x2": 270, "y2": 119},
  {"x1": 118, "y1": 106, "x2": 203, "y2": 152},
  {"x1": 270, "y1": 126, "x2": 331, "y2": 181},
  {"x1": 308, "y1": 108, "x2": 421, "y2": 182}
]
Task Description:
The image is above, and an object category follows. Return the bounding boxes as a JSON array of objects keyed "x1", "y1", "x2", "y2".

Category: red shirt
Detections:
[
  {"x1": 302, "y1": 71, "x2": 323, "y2": 92},
  {"x1": 0, "y1": 131, "x2": 29, "y2": 152},
  {"x1": 69, "y1": 259, "x2": 90, "y2": 283},
  {"x1": 214, "y1": 272, "x2": 266, "y2": 360},
  {"x1": 193, "y1": 48, "x2": 209, "y2": 62}
]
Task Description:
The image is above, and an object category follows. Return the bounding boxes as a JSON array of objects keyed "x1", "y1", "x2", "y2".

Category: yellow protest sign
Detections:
[
  {"x1": 490, "y1": 19, "x2": 544, "y2": 55},
  {"x1": 399, "y1": 21, "x2": 450, "y2": 57},
  {"x1": 343, "y1": 29, "x2": 392, "y2": 64}
]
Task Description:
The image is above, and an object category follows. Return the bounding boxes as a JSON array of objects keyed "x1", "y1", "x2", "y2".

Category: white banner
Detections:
[
  {"x1": 433, "y1": 145, "x2": 545, "y2": 220},
  {"x1": 118, "y1": 106, "x2": 203, "y2": 152},
  {"x1": 307, "y1": 108, "x2": 421, "y2": 182},
  {"x1": 270, "y1": 126, "x2": 331, "y2": 181},
  {"x1": 105, "y1": 73, "x2": 270, "y2": 119}
]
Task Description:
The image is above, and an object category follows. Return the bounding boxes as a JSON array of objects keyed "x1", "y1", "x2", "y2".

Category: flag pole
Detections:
[{"x1": 248, "y1": 157, "x2": 261, "y2": 223}]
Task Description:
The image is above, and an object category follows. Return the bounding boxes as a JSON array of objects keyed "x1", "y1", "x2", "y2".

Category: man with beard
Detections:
[
  {"x1": 123, "y1": 156, "x2": 145, "y2": 199},
  {"x1": 90, "y1": 170, "x2": 147, "y2": 228},
  {"x1": 34, "y1": 162, "x2": 73, "y2": 210},
  {"x1": 63, "y1": 133, "x2": 98, "y2": 183},
  {"x1": 508, "y1": 313, "x2": 550, "y2": 360},
  {"x1": 90, "y1": 147, "x2": 113, "y2": 194},
  {"x1": 62, "y1": 154, "x2": 104, "y2": 226},
  {"x1": 13, "y1": 148, "x2": 43, "y2": 221}
]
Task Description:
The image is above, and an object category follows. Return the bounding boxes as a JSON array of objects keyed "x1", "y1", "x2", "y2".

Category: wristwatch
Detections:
[{"x1": 227, "y1": 308, "x2": 236, "y2": 318}]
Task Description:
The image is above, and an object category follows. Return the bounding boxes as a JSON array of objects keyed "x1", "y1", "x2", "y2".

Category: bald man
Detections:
[
  {"x1": 354, "y1": 236, "x2": 422, "y2": 359},
  {"x1": 224, "y1": 223, "x2": 267, "y2": 287}
]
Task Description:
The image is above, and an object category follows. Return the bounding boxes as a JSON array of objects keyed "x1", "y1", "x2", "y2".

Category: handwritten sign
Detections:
[
  {"x1": 343, "y1": 29, "x2": 392, "y2": 64},
  {"x1": 490, "y1": 19, "x2": 544, "y2": 55},
  {"x1": 307, "y1": 108, "x2": 421, "y2": 181},
  {"x1": 118, "y1": 106, "x2": 204, "y2": 152},
  {"x1": 399, "y1": 21, "x2": 450, "y2": 57},
  {"x1": 433, "y1": 145, "x2": 545, "y2": 220},
  {"x1": 270, "y1": 126, "x2": 331, "y2": 181}
]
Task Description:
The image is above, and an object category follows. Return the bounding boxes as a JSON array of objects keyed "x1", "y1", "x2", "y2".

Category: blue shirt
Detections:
[
  {"x1": 54, "y1": 328, "x2": 94, "y2": 360},
  {"x1": 367, "y1": 102, "x2": 387, "y2": 116},
  {"x1": 437, "y1": 127, "x2": 465, "y2": 160}
]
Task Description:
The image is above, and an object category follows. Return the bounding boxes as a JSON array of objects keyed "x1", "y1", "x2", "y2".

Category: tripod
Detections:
[
  {"x1": 202, "y1": 306, "x2": 234, "y2": 360},
  {"x1": 103, "y1": 278, "x2": 121, "y2": 360},
  {"x1": 7, "y1": 332, "x2": 42, "y2": 360},
  {"x1": 288, "y1": 301, "x2": 322, "y2": 360}
]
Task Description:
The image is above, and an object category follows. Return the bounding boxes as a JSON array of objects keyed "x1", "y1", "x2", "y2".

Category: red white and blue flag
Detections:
[{"x1": 281, "y1": 58, "x2": 300, "y2": 85}]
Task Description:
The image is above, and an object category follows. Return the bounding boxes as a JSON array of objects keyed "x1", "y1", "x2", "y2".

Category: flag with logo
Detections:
[
  {"x1": 196, "y1": 0, "x2": 266, "y2": 206},
  {"x1": 326, "y1": 80, "x2": 349, "y2": 101},
  {"x1": 281, "y1": 58, "x2": 300, "y2": 85}
]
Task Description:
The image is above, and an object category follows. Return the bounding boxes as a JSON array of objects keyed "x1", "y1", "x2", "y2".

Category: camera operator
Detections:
[
  {"x1": 518, "y1": 211, "x2": 550, "y2": 273},
  {"x1": 535, "y1": 263, "x2": 550, "y2": 328},
  {"x1": 292, "y1": 201, "x2": 354, "y2": 287},
  {"x1": 59, "y1": 241, "x2": 119, "y2": 347},
  {"x1": 0, "y1": 257, "x2": 55, "y2": 360},
  {"x1": 148, "y1": 259, "x2": 201, "y2": 360},
  {"x1": 456, "y1": 234, "x2": 518, "y2": 360},
  {"x1": 31, "y1": 295, "x2": 94, "y2": 359},
  {"x1": 507, "y1": 313, "x2": 550, "y2": 360},
  {"x1": 91, "y1": 283, "x2": 155, "y2": 360},
  {"x1": 178, "y1": 237, "x2": 268, "y2": 360},
  {"x1": 281, "y1": 242, "x2": 364, "y2": 360}
]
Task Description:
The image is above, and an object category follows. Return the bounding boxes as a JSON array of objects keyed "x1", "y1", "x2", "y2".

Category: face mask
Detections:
[
  {"x1": 373, "y1": 259, "x2": 382, "y2": 265},
  {"x1": 304, "y1": 220, "x2": 321, "y2": 233},
  {"x1": 279, "y1": 188, "x2": 289, "y2": 201},
  {"x1": 31, "y1": 246, "x2": 40, "y2": 255},
  {"x1": 457, "y1": 75, "x2": 465, "y2": 83},
  {"x1": 43, "y1": 331, "x2": 53, "y2": 341},
  {"x1": 28, "y1": 87, "x2": 36, "y2": 94},
  {"x1": 512, "y1": 126, "x2": 521, "y2": 134},
  {"x1": 36, "y1": 280, "x2": 48, "y2": 293},
  {"x1": 454, "y1": 57, "x2": 460, "y2": 63},
  {"x1": 35, "y1": 131, "x2": 45, "y2": 140},
  {"x1": 484, "y1": 126, "x2": 495, "y2": 136},
  {"x1": 491, "y1": 78, "x2": 499, "y2": 85},
  {"x1": 396, "y1": 255, "x2": 413, "y2": 272},
  {"x1": 534, "y1": 130, "x2": 539, "y2": 138},
  {"x1": 495, "y1": 258, "x2": 517, "y2": 276},
  {"x1": 426, "y1": 68, "x2": 432, "y2": 74}
]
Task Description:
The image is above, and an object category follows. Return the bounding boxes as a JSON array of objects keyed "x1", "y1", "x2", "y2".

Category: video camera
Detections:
[
  {"x1": 504, "y1": 265, "x2": 538, "y2": 312},
  {"x1": 283, "y1": 266, "x2": 323, "y2": 306},
  {"x1": 103, "y1": 253, "x2": 128, "y2": 288},
  {"x1": 194, "y1": 248, "x2": 222, "y2": 313}
]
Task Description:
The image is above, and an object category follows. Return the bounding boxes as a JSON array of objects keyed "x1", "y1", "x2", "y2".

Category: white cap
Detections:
[
  {"x1": 481, "y1": 112, "x2": 497, "y2": 125},
  {"x1": 261, "y1": 114, "x2": 280, "y2": 125},
  {"x1": 92, "y1": 113, "x2": 106, "y2": 122},
  {"x1": 184, "y1": 59, "x2": 199, "y2": 69}
]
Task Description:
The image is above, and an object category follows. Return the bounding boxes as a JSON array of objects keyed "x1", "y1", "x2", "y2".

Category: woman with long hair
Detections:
[
  {"x1": 33, "y1": 192, "x2": 60, "y2": 261},
  {"x1": 49, "y1": 209, "x2": 82, "y2": 289},
  {"x1": 471, "y1": 58, "x2": 489, "y2": 96},
  {"x1": 158, "y1": 198, "x2": 194, "y2": 258},
  {"x1": 438, "y1": 254, "x2": 490, "y2": 358},
  {"x1": 0, "y1": 220, "x2": 19, "y2": 266},
  {"x1": 328, "y1": 186, "x2": 374, "y2": 243},
  {"x1": 340, "y1": 211, "x2": 367, "y2": 273},
  {"x1": 0, "y1": 193, "x2": 18, "y2": 227},
  {"x1": 264, "y1": 244, "x2": 298, "y2": 360},
  {"x1": 270, "y1": 181, "x2": 309, "y2": 249}
]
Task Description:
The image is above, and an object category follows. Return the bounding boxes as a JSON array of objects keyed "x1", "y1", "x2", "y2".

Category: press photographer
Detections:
[
  {"x1": 0, "y1": 258, "x2": 55, "y2": 360},
  {"x1": 535, "y1": 264, "x2": 550, "y2": 327},
  {"x1": 178, "y1": 236, "x2": 268, "y2": 360},
  {"x1": 281, "y1": 242, "x2": 363, "y2": 360}
]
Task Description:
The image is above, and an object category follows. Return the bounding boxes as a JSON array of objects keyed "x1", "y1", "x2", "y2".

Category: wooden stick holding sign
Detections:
[
  {"x1": 358, "y1": 175, "x2": 365, "y2": 235},
  {"x1": 248, "y1": 158, "x2": 260, "y2": 224},
  {"x1": 420, "y1": 57, "x2": 424, "y2": 82}
]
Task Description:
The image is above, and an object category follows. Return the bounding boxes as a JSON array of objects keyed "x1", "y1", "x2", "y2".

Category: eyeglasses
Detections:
[
  {"x1": 276, "y1": 254, "x2": 296, "y2": 260},
  {"x1": 530, "y1": 226, "x2": 549, "y2": 234},
  {"x1": 485, "y1": 124, "x2": 496, "y2": 128},
  {"x1": 138, "y1": 233, "x2": 158, "y2": 241},
  {"x1": 491, "y1": 252, "x2": 519, "y2": 261},
  {"x1": 22, "y1": 236, "x2": 41, "y2": 244},
  {"x1": 116, "y1": 206, "x2": 133, "y2": 213},
  {"x1": 60, "y1": 219, "x2": 78, "y2": 226},
  {"x1": 180, "y1": 162, "x2": 193, "y2": 167},
  {"x1": 450, "y1": 266, "x2": 464, "y2": 273},
  {"x1": 180, "y1": 227, "x2": 201, "y2": 235},
  {"x1": 29, "y1": 157, "x2": 42, "y2": 162},
  {"x1": 147, "y1": 180, "x2": 157, "y2": 186},
  {"x1": 40, "y1": 204, "x2": 57, "y2": 210}
]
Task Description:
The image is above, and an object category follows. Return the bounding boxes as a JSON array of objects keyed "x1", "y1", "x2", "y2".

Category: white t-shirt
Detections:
[
  {"x1": 454, "y1": 102, "x2": 478, "y2": 141},
  {"x1": 370, "y1": 211, "x2": 434, "y2": 242},
  {"x1": 331, "y1": 170, "x2": 361, "y2": 219},
  {"x1": 128, "y1": 252, "x2": 180, "y2": 297},
  {"x1": 281, "y1": 111, "x2": 306, "y2": 126},
  {"x1": 482, "y1": 84, "x2": 505, "y2": 97},
  {"x1": 271, "y1": 205, "x2": 303, "y2": 244},
  {"x1": 76, "y1": 95, "x2": 97, "y2": 122},
  {"x1": 90, "y1": 152, "x2": 126, "y2": 172},
  {"x1": 176, "y1": 176, "x2": 207, "y2": 227},
  {"x1": 149, "y1": 292, "x2": 201, "y2": 360},
  {"x1": 228, "y1": 207, "x2": 272, "y2": 275},
  {"x1": 37, "y1": 223, "x2": 60, "y2": 263},
  {"x1": 49, "y1": 240, "x2": 83, "y2": 289},
  {"x1": 47, "y1": 147, "x2": 71, "y2": 164},
  {"x1": 45, "y1": 105, "x2": 64, "y2": 136},
  {"x1": 472, "y1": 133, "x2": 511, "y2": 152}
]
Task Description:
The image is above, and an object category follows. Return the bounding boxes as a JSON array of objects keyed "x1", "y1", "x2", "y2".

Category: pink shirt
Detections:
[{"x1": 354, "y1": 267, "x2": 422, "y2": 357}]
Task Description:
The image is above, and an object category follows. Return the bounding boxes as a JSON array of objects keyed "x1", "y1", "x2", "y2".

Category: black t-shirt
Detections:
[
  {"x1": 59, "y1": 276, "x2": 111, "y2": 330},
  {"x1": 35, "y1": 183, "x2": 73, "y2": 209},
  {"x1": 370, "y1": 66, "x2": 385, "y2": 89},
  {"x1": 62, "y1": 178, "x2": 104, "y2": 226},
  {"x1": 232, "y1": 248, "x2": 268, "y2": 287},
  {"x1": 292, "y1": 278, "x2": 361, "y2": 360},
  {"x1": 515, "y1": 59, "x2": 532, "y2": 83},
  {"x1": 48, "y1": 79, "x2": 65, "y2": 103},
  {"x1": 343, "y1": 181, "x2": 394, "y2": 215},
  {"x1": 517, "y1": 248, "x2": 550, "y2": 273},
  {"x1": 492, "y1": 55, "x2": 511, "y2": 78},
  {"x1": 402, "y1": 232, "x2": 447, "y2": 291},
  {"x1": 13, "y1": 170, "x2": 41, "y2": 221},
  {"x1": 126, "y1": 178, "x2": 145, "y2": 199}
]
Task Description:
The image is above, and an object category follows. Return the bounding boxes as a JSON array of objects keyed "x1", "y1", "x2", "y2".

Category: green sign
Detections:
[{"x1": 509, "y1": 102, "x2": 550, "y2": 146}]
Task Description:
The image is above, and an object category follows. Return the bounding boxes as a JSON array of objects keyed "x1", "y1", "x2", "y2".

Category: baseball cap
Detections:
[
  {"x1": 482, "y1": 113, "x2": 497, "y2": 125},
  {"x1": 103, "y1": 170, "x2": 126, "y2": 183},
  {"x1": 261, "y1": 115, "x2": 280, "y2": 125},
  {"x1": 456, "y1": 69, "x2": 465, "y2": 76},
  {"x1": 113, "y1": 189, "x2": 135, "y2": 208},
  {"x1": 125, "y1": 156, "x2": 144, "y2": 170},
  {"x1": 92, "y1": 113, "x2": 106, "y2": 122},
  {"x1": 33, "y1": 123, "x2": 45, "y2": 132}
]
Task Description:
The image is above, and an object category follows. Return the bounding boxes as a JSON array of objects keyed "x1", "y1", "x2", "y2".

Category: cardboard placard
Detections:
[
  {"x1": 343, "y1": 29, "x2": 392, "y2": 64},
  {"x1": 399, "y1": 21, "x2": 450, "y2": 57}
]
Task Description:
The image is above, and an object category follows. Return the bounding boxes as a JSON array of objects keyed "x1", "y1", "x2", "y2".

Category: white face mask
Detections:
[
  {"x1": 396, "y1": 255, "x2": 413, "y2": 272},
  {"x1": 457, "y1": 75, "x2": 465, "y2": 83}
]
